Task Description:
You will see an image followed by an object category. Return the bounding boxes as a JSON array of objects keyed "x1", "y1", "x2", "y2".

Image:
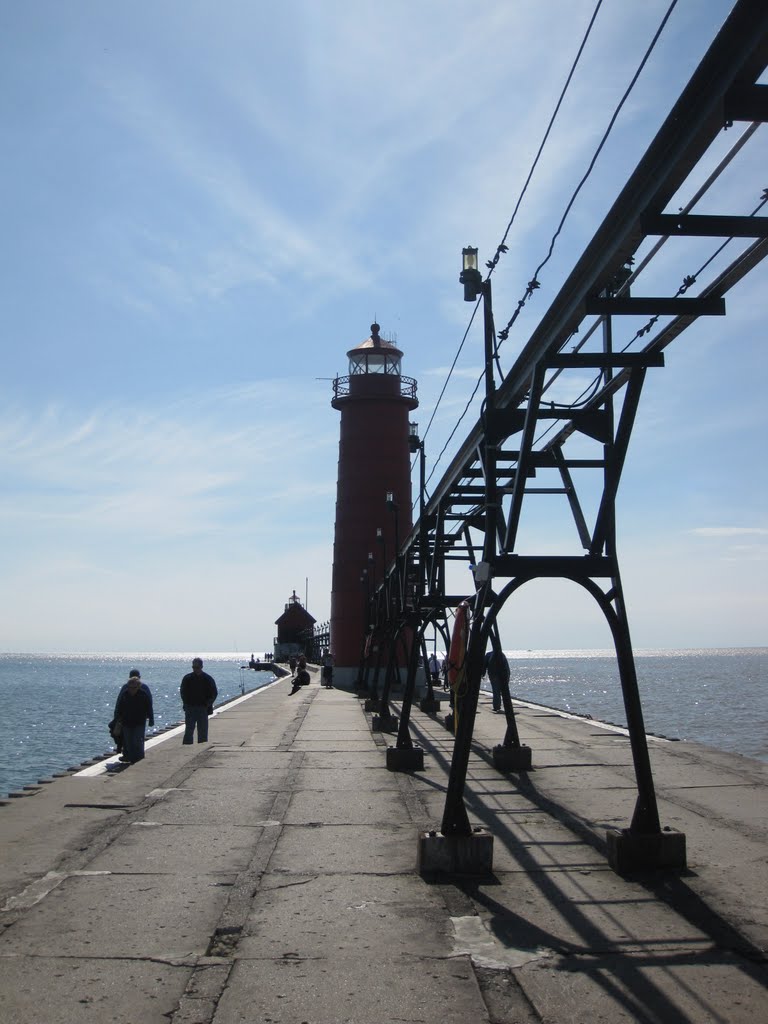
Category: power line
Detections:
[
  {"x1": 421, "y1": 0, "x2": 608, "y2": 480},
  {"x1": 424, "y1": 0, "x2": 682, "y2": 487},
  {"x1": 530, "y1": 184, "x2": 768, "y2": 450},
  {"x1": 485, "y1": 0, "x2": 607, "y2": 282},
  {"x1": 537, "y1": 120, "x2": 763, "y2": 405},
  {"x1": 497, "y1": 0, "x2": 680, "y2": 345}
]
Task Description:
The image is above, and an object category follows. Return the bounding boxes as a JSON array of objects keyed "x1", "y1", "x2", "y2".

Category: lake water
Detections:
[
  {"x1": 0, "y1": 652, "x2": 275, "y2": 799},
  {"x1": 0, "y1": 648, "x2": 765, "y2": 798},
  {"x1": 482, "y1": 647, "x2": 767, "y2": 763}
]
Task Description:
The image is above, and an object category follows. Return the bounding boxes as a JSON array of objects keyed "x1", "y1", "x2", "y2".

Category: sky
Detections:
[{"x1": 0, "y1": 0, "x2": 765, "y2": 654}]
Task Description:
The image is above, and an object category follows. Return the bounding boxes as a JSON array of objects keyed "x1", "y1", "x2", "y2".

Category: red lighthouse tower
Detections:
[{"x1": 330, "y1": 324, "x2": 418, "y2": 688}]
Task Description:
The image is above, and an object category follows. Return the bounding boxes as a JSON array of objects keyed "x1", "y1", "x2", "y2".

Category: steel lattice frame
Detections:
[{"x1": 362, "y1": 0, "x2": 767, "y2": 845}]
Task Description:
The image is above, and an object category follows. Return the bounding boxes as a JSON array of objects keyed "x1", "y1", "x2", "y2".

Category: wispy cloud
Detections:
[
  {"x1": 687, "y1": 528, "x2": 768, "y2": 565},
  {"x1": 2, "y1": 0, "x2": 760, "y2": 652},
  {"x1": 92, "y1": 59, "x2": 378, "y2": 303},
  {"x1": 691, "y1": 527, "x2": 768, "y2": 537},
  {"x1": 0, "y1": 385, "x2": 336, "y2": 542},
  {"x1": 423, "y1": 366, "x2": 483, "y2": 380}
]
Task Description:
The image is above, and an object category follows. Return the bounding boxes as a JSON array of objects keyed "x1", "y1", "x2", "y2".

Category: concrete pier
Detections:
[{"x1": 1, "y1": 670, "x2": 766, "y2": 1022}]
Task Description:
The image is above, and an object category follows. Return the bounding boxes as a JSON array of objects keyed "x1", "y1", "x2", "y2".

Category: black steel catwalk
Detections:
[{"x1": 358, "y1": 0, "x2": 767, "y2": 853}]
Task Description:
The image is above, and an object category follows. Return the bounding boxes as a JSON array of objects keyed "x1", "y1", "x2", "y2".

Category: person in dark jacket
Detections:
[
  {"x1": 321, "y1": 651, "x2": 334, "y2": 688},
  {"x1": 484, "y1": 649, "x2": 510, "y2": 713},
  {"x1": 180, "y1": 657, "x2": 218, "y2": 744},
  {"x1": 289, "y1": 666, "x2": 311, "y2": 695},
  {"x1": 114, "y1": 669, "x2": 154, "y2": 764}
]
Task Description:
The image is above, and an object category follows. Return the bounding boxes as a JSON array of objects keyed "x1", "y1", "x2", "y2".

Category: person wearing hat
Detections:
[{"x1": 113, "y1": 669, "x2": 155, "y2": 764}]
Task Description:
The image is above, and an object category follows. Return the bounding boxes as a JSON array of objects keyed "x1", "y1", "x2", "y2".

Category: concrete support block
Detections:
[
  {"x1": 417, "y1": 828, "x2": 494, "y2": 876},
  {"x1": 443, "y1": 712, "x2": 455, "y2": 732},
  {"x1": 419, "y1": 697, "x2": 442, "y2": 713},
  {"x1": 607, "y1": 827, "x2": 687, "y2": 874},
  {"x1": 363, "y1": 697, "x2": 381, "y2": 713},
  {"x1": 386, "y1": 746, "x2": 424, "y2": 771},
  {"x1": 371, "y1": 713, "x2": 399, "y2": 733},
  {"x1": 492, "y1": 744, "x2": 532, "y2": 771}
]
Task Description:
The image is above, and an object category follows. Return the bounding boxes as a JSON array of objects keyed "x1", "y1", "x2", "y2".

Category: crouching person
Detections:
[{"x1": 114, "y1": 669, "x2": 154, "y2": 764}]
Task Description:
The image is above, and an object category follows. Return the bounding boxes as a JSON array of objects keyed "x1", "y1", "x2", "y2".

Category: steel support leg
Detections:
[
  {"x1": 440, "y1": 592, "x2": 489, "y2": 836},
  {"x1": 394, "y1": 622, "x2": 421, "y2": 750},
  {"x1": 487, "y1": 614, "x2": 532, "y2": 770},
  {"x1": 611, "y1": 594, "x2": 661, "y2": 834},
  {"x1": 387, "y1": 620, "x2": 425, "y2": 771}
]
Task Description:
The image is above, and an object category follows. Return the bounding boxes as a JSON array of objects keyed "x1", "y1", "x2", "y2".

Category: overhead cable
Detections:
[
  {"x1": 424, "y1": 0, "x2": 681, "y2": 487},
  {"x1": 421, "y1": 0, "x2": 608, "y2": 482},
  {"x1": 531, "y1": 186, "x2": 768, "y2": 450},
  {"x1": 497, "y1": 0, "x2": 680, "y2": 345},
  {"x1": 536, "y1": 120, "x2": 763, "y2": 408},
  {"x1": 485, "y1": 0, "x2": 606, "y2": 282}
]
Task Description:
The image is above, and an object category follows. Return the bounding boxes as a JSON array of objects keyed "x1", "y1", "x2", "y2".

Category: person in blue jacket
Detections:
[{"x1": 114, "y1": 669, "x2": 154, "y2": 764}]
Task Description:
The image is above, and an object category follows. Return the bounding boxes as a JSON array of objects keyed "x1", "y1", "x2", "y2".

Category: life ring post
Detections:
[{"x1": 418, "y1": 594, "x2": 497, "y2": 875}]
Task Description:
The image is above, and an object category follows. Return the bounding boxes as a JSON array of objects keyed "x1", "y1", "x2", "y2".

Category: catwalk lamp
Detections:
[
  {"x1": 460, "y1": 246, "x2": 483, "y2": 302},
  {"x1": 408, "y1": 421, "x2": 421, "y2": 454}
]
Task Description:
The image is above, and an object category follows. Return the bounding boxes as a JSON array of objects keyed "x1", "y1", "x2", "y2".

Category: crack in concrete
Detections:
[
  {"x1": 166, "y1": 736, "x2": 308, "y2": 1022},
  {"x1": 0, "y1": 951, "x2": 198, "y2": 966},
  {"x1": 268, "y1": 876, "x2": 318, "y2": 892}
]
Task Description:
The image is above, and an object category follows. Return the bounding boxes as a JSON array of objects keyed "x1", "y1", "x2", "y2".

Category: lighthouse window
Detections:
[
  {"x1": 348, "y1": 353, "x2": 402, "y2": 375},
  {"x1": 365, "y1": 353, "x2": 386, "y2": 374}
]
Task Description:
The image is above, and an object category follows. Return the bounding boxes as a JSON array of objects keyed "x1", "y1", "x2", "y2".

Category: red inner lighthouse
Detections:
[{"x1": 330, "y1": 324, "x2": 418, "y2": 687}]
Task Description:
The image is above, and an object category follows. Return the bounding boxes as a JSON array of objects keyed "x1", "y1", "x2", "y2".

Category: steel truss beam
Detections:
[{"x1": 363, "y1": 0, "x2": 767, "y2": 853}]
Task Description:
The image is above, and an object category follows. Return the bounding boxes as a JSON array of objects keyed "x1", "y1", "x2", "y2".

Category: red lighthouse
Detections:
[{"x1": 330, "y1": 324, "x2": 418, "y2": 688}]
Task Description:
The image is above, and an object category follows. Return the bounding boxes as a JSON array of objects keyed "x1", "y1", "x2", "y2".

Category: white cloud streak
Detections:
[
  {"x1": 691, "y1": 528, "x2": 768, "y2": 537},
  {"x1": 0, "y1": 385, "x2": 337, "y2": 544}
]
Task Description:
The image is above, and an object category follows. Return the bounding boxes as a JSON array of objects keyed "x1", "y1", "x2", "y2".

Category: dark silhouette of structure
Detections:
[{"x1": 273, "y1": 591, "x2": 316, "y2": 661}]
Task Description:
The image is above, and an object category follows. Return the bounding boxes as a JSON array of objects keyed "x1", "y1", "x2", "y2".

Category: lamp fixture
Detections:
[{"x1": 460, "y1": 246, "x2": 483, "y2": 302}]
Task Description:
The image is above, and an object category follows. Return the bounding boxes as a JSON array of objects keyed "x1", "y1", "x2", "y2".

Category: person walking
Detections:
[
  {"x1": 321, "y1": 650, "x2": 334, "y2": 688},
  {"x1": 484, "y1": 649, "x2": 510, "y2": 713},
  {"x1": 114, "y1": 669, "x2": 154, "y2": 764},
  {"x1": 180, "y1": 657, "x2": 218, "y2": 744}
]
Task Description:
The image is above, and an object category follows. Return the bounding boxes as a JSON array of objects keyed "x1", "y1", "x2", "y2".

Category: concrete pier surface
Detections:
[{"x1": 1, "y1": 671, "x2": 766, "y2": 1023}]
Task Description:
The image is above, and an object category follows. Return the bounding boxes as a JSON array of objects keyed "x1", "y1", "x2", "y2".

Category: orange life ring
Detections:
[{"x1": 447, "y1": 601, "x2": 470, "y2": 694}]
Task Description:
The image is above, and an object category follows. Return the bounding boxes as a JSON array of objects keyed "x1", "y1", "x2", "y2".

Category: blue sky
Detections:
[{"x1": 1, "y1": 0, "x2": 765, "y2": 653}]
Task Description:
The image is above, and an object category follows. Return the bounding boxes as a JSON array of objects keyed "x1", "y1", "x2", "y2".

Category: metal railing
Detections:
[{"x1": 332, "y1": 375, "x2": 418, "y2": 401}]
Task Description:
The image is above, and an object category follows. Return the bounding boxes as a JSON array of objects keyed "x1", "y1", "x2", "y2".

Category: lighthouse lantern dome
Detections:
[{"x1": 347, "y1": 323, "x2": 403, "y2": 376}]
